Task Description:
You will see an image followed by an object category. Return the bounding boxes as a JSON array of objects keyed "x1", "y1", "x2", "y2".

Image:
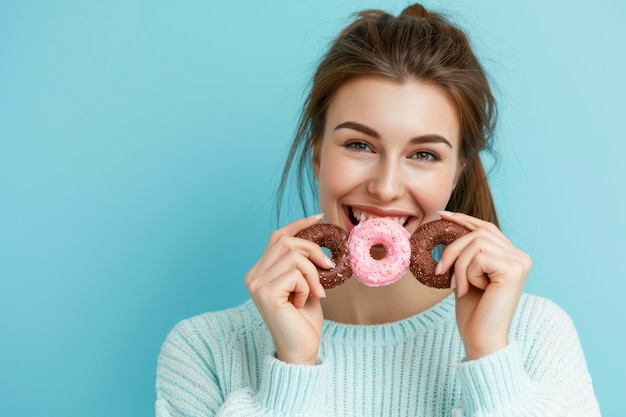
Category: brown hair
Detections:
[{"x1": 277, "y1": 3, "x2": 499, "y2": 226}]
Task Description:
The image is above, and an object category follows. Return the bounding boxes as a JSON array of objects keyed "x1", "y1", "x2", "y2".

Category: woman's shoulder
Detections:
[
  {"x1": 163, "y1": 299, "x2": 266, "y2": 347},
  {"x1": 511, "y1": 293, "x2": 578, "y2": 342},
  {"x1": 156, "y1": 300, "x2": 274, "y2": 400},
  {"x1": 516, "y1": 293, "x2": 573, "y2": 322}
]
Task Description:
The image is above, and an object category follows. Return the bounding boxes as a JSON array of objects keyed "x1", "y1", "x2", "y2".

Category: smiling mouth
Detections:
[{"x1": 348, "y1": 206, "x2": 413, "y2": 228}]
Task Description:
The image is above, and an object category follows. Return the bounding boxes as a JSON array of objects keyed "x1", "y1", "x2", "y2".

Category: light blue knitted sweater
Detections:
[{"x1": 155, "y1": 293, "x2": 600, "y2": 416}]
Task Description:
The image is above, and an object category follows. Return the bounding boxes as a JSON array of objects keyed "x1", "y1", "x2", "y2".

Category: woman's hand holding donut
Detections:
[
  {"x1": 435, "y1": 211, "x2": 532, "y2": 361},
  {"x1": 244, "y1": 214, "x2": 331, "y2": 365}
]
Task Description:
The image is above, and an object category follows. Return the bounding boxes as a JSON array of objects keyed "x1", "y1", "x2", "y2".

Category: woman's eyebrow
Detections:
[
  {"x1": 334, "y1": 121, "x2": 380, "y2": 139},
  {"x1": 409, "y1": 135, "x2": 452, "y2": 148},
  {"x1": 334, "y1": 120, "x2": 453, "y2": 148}
]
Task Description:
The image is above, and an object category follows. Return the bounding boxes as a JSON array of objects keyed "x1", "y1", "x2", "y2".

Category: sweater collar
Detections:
[{"x1": 320, "y1": 293, "x2": 456, "y2": 345}]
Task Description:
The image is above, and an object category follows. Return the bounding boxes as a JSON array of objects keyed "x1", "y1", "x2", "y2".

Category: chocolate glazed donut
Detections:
[
  {"x1": 409, "y1": 220, "x2": 469, "y2": 288},
  {"x1": 297, "y1": 219, "x2": 469, "y2": 289},
  {"x1": 295, "y1": 223, "x2": 352, "y2": 289}
]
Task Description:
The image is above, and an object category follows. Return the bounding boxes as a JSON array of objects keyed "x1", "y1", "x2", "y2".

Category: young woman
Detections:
[{"x1": 156, "y1": 4, "x2": 600, "y2": 416}]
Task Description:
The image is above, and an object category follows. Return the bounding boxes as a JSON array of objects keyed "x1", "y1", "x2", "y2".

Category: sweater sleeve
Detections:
[
  {"x1": 155, "y1": 319, "x2": 329, "y2": 417},
  {"x1": 452, "y1": 298, "x2": 600, "y2": 416}
]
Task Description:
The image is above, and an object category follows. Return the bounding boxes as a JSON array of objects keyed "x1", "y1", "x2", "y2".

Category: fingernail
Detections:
[
  {"x1": 437, "y1": 210, "x2": 454, "y2": 217},
  {"x1": 311, "y1": 213, "x2": 324, "y2": 220},
  {"x1": 435, "y1": 261, "x2": 443, "y2": 275},
  {"x1": 319, "y1": 285, "x2": 327, "y2": 298},
  {"x1": 325, "y1": 256, "x2": 335, "y2": 269},
  {"x1": 450, "y1": 273, "x2": 456, "y2": 289}
]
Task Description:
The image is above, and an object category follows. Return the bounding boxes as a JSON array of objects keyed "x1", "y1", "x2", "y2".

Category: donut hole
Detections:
[
  {"x1": 370, "y1": 244, "x2": 387, "y2": 260},
  {"x1": 321, "y1": 247, "x2": 332, "y2": 258},
  {"x1": 431, "y1": 244, "x2": 444, "y2": 262}
]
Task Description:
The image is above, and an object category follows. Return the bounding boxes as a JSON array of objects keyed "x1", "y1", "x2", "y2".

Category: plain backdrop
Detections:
[{"x1": 1, "y1": 0, "x2": 624, "y2": 416}]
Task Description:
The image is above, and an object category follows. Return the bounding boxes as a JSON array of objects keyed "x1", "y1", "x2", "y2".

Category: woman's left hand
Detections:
[{"x1": 436, "y1": 211, "x2": 532, "y2": 361}]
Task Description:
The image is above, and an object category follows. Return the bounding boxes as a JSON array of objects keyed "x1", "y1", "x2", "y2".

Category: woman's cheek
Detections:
[
  {"x1": 319, "y1": 155, "x2": 362, "y2": 194},
  {"x1": 413, "y1": 176, "x2": 455, "y2": 214},
  {"x1": 316, "y1": 161, "x2": 353, "y2": 208}
]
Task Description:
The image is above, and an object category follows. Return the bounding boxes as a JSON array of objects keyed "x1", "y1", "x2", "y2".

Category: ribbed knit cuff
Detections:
[
  {"x1": 456, "y1": 343, "x2": 533, "y2": 414},
  {"x1": 256, "y1": 354, "x2": 329, "y2": 415}
]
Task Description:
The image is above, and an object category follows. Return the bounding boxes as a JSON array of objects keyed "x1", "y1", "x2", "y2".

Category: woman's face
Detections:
[{"x1": 313, "y1": 77, "x2": 463, "y2": 235}]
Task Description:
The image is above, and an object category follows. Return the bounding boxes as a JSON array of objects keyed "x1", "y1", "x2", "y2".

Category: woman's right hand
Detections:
[{"x1": 245, "y1": 214, "x2": 332, "y2": 365}]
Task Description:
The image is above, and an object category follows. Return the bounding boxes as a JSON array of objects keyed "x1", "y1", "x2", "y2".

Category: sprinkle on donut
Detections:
[
  {"x1": 348, "y1": 218, "x2": 411, "y2": 287},
  {"x1": 409, "y1": 219, "x2": 469, "y2": 288},
  {"x1": 295, "y1": 223, "x2": 352, "y2": 289},
  {"x1": 296, "y1": 218, "x2": 470, "y2": 290}
]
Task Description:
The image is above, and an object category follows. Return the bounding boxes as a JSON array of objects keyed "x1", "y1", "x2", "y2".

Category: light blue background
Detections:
[{"x1": 1, "y1": 1, "x2": 624, "y2": 416}]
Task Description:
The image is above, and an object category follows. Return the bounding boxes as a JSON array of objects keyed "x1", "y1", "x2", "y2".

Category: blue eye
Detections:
[{"x1": 346, "y1": 141, "x2": 373, "y2": 152}]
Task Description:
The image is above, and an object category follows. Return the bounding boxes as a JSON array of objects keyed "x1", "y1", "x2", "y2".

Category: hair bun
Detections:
[{"x1": 400, "y1": 4, "x2": 430, "y2": 19}]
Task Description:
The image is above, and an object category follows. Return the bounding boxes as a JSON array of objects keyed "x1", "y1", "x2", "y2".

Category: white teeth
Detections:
[{"x1": 352, "y1": 208, "x2": 408, "y2": 226}]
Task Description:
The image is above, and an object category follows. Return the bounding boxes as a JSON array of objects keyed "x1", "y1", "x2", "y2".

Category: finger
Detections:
[
  {"x1": 437, "y1": 211, "x2": 509, "y2": 242},
  {"x1": 254, "y1": 249, "x2": 327, "y2": 299},
  {"x1": 274, "y1": 269, "x2": 314, "y2": 309},
  {"x1": 449, "y1": 238, "x2": 507, "y2": 298},
  {"x1": 458, "y1": 243, "x2": 529, "y2": 298},
  {"x1": 266, "y1": 213, "x2": 325, "y2": 248},
  {"x1": 253, "y1": 213, "x2": 330, "y2": 278},
  {"x1": 254, "y1": 237, "x2": 333, "y2": 285},
  {"x1": 436, "y1": 227, "x2": 507, "y2": 277},
  {"x1": 291, "y1": 275, "x2": 317, "y2": 308},
  {"x1": 464, "y1": 251, "x2": 495, "y2": 292},
  {"x1": 253, "y1": 269, "x2": 313, "y2": 312},
  {"x1": 284, "y1": 251, "x2": 328, "y2": 300}
]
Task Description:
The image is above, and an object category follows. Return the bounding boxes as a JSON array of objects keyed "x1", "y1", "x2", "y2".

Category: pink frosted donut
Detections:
[{"x1": 348, "y1": 218, "x2": 411, "y2": 287}]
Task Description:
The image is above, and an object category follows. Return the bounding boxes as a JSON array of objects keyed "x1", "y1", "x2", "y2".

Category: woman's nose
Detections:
[{"x1": 366, "y1": 160, "x2": 405, "y2": 202}]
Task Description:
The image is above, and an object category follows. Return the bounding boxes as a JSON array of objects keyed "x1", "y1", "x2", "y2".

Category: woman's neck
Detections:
[{"x1": 320, "y1": 273, "x2": 453, "y2": 325}]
